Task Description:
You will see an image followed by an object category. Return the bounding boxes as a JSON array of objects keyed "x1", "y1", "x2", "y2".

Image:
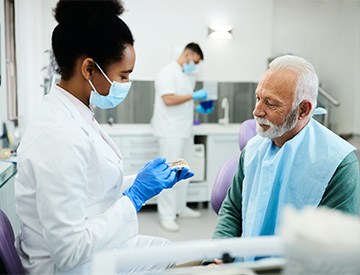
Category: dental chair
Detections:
[
  {"x1": 211, "y1": 119, "x2": 257, "y2": 214},
  {"x1": 0, "y1": 209, "x2": 25, "y2": 274}
]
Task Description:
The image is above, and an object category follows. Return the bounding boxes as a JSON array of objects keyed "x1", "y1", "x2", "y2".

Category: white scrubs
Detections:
[
  {"x1": 15, "y1": 85, "x2": 170, "y2": 275},
  {"x1": 151, "y1": 61, "x2": 195, "y2": 221}
]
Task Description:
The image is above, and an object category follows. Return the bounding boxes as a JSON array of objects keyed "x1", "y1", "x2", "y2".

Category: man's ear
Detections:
[
  {"x1": 298, "y1": 100, "x2": 312, "y2": 120},
  {"x1": 81, "y1": 57, "x2": 95, "y2": 80}
]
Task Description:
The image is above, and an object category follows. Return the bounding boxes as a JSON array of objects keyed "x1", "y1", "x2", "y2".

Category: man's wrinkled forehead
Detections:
[{"x1": 256, "y1": 68, "x2": 298, "y2": 96}]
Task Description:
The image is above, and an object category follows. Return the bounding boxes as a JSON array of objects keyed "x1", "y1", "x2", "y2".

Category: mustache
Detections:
[{"x1": 255, "y1": 117, "x2": 274, "y2": 127}]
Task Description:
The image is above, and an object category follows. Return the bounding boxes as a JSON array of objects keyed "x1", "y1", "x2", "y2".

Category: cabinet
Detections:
[
  {"x1": 112, "y1": 135, "x2": 159, "y2": 176},
  {"x1": 102, "y1": 124, "x2": 241, "y2": 203},
  {"x1": 205, "y1": 135, "x2": 240, "y2": 200}
]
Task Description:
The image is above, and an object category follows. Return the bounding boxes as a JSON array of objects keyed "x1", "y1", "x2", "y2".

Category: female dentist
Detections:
[{"x1": 14, "y1": 1, "x2": 193, "y2": 274}]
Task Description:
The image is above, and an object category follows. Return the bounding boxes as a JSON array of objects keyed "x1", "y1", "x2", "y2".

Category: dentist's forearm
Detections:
[{"x1": 161, "y1": 94, "x2": 193, "y2": 106}]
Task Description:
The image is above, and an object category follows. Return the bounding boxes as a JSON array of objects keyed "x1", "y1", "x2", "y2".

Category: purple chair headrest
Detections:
[
  {"x1": 211, "y1": 119, "x2": 257, "y2": 214},
  {"x1": 238, "y1": 119, "x2": 257, "y2": 150},
  {"x1": 211, "y1": 156, "x2": 239, "y2": 214}
]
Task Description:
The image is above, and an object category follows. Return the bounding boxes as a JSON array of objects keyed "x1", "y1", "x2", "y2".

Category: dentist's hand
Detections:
[
  {"x1": 174, "y1": 166, "x2": 194, "y2": 182},
  {"x1": 196, "y1": 104, "x2": 214, "y2": 114},
  {"x1": 123, "y1": 157, "x2": 193, "y2": 211},
  {"x1": 192, "y1": 89, "x2": 208, "y2": 100}
]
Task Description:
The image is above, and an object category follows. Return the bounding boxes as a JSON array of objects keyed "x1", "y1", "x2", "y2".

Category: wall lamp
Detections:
[{"x1": 208, "y1": 25, "x2": 233, "y2": 40}]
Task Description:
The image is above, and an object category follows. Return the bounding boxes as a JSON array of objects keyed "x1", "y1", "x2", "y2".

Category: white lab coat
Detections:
[
  {"x1": 150, "y1": 61, "x2": 196, "y2": 221},
  {"x1": 15, "y1": 85, "x2": 169, "y2": 274},
  {"x1": 151, "y1": 61, "x2": 195, "y2": 139}
]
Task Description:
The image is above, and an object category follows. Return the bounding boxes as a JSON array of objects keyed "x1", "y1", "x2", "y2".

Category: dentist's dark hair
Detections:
[
  {"x1": 184, "y1": 42, "x2": 204, "y2": 60},
  {"x1": 52, "y1": 0, "x2": 134, "y2": 80}
]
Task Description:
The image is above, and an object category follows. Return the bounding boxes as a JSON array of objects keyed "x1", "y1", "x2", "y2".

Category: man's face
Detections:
[
  {"x1": 192, "y1": 53, "x2": 202, "y2": 65},
  {"x1": 253, "y1": 68, "x2": 299, "y2": 139},
  {"x1": 186, "y1": 51, "x2": 201, "y2": 65}
]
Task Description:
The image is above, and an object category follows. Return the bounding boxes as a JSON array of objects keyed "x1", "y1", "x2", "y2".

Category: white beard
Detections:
[{"x1": 255, "y1": 107, "x2": 299, "y2": 139}]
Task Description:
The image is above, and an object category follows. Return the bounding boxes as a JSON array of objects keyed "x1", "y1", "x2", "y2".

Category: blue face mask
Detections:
[
  {"x1": 88, "y1": 63, "x2": 132, "y2": 109},
  {"x1": 183, "y1": 59, "x2": 196, "y2": 74}
]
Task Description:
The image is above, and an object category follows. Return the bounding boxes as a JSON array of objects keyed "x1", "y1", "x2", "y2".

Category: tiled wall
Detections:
[{"x1": 94, "y1": 81, "x2": 258, "y2": 124}]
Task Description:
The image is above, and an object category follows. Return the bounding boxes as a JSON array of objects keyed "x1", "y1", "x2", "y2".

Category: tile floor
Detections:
[{"x1": 138, "y1": 203, "x2": 218, "y2": 242}]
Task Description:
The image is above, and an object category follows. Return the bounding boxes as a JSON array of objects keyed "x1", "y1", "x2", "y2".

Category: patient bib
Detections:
[{"x1": 242, "y1": 118, "x2": 355, "y2": 238}]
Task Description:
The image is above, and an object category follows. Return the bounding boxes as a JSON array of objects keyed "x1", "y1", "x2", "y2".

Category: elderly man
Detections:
[{"x1": 213, "y1": 55, "x2": 359, "y2": 241}]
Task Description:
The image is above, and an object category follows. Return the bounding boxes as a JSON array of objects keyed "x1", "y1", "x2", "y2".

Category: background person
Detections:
[
  {"x1": 151, "y1": 43, "x2": 211, "y2": 231},
  {"x1": 213, "y1": 55, "x2": 359, "y2": 251},
  {"x1": 14, "y1": 1, "x2": 192, "y2": 274}
]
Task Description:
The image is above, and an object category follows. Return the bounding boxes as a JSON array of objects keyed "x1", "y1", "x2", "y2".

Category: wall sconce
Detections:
[{"x1": 208, "y1": 25, "x2": 233, "y2": 40}]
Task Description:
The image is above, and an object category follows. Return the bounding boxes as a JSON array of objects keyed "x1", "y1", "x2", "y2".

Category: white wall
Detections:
[
  {"x1": 0, "y1": 3, "x2": 7, "y2": 137},
  {"x1": 15, "y1": 0, "x2": 46, "y2": 132},
  {"x1": 272, "y1": 0, "x2": 360, "y2": 134},
  {"x1": 40, "y1": 0, "x2": 273, "y2": 83},
  {"x1": 122, "y1": 0, "x2": 273, "y2": 82},
  {"x1": 13, "y1": 0, "x2": 360, "y2": 135}
]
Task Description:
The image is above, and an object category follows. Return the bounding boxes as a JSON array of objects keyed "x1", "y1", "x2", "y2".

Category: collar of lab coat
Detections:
[{"x1": 50, "y1": 85, "x2": 123, "y2": 162}]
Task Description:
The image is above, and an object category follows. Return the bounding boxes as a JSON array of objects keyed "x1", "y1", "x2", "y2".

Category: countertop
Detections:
[
  {"x1": 0, "y1": 161, "x2": 16, "y2": 188},
  {"x1": 100, "y1": 123, "x2": 241, "y2": 136}
]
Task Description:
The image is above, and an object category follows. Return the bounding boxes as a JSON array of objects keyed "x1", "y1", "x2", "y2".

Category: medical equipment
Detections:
[{"x1": 91, "y1": 236, "x2": 284, "y2": 275}]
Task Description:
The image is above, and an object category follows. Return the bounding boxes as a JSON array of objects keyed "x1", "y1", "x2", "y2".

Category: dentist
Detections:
[
  {"x1": 151, "y1": 43, "x2": 208, "y2": 232},
  {"x1": 14, "y1": 1, "x2": 193, "y2": 274}
]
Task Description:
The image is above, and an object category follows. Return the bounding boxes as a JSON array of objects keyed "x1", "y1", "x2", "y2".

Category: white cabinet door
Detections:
[
  {"x1": 110, "y1": 135, "x2": 159, "y2": 176},
  {"x1": 206, "y1": 135, "x2": 240, "y2": 200}
]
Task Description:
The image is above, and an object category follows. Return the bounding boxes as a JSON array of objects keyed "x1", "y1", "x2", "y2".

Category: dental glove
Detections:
[
  {"x1": 192, "y1": 89, "x2": 208, "y2": 100},
  {"x1": 174, "y1": 167, "x2": 195, "y2": 182},
  {"x1": 123, "y1": 157, "x2": 177, "y2": 212},
  {"x1": 196, "y1": 104, "x2": 214, "y2": 114}
]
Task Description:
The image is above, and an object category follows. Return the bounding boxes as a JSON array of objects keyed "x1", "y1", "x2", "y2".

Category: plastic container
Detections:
[{"x1": 200, "y1": 100, "x2": 214, "y2": 110}]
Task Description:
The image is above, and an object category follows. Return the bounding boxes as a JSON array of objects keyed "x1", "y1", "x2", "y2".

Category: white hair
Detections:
[{"x1": 269, "y1": 55, "x2": 319, "y2": 112}]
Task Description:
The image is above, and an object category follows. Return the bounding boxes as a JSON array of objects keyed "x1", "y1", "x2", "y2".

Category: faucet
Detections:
[
  {"x1": 218, "y1": 97, "x2": 229, "y2": 125},
  {"x1": 108, "y1": 117, "x2": 114, "y2": 126}
]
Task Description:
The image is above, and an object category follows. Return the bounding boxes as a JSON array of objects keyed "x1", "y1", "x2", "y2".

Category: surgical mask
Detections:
[
  {"x1": 88, "y1": 63, "x2": 132, "y2": 109},
  {"x1": 183, "y1": 59, "x2": 196, "y2": 74}
]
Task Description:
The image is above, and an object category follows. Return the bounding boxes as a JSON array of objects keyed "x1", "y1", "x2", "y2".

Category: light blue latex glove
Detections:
[
  {"x1": 196, "y1": 104, "x2": 214, "y2": 114},
  {"x1": 124, "y1": 157, "x2": 193, "y2": 211},
  {"x1": 192, "y1": 89, "x2": 208, "y2": 100}
]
